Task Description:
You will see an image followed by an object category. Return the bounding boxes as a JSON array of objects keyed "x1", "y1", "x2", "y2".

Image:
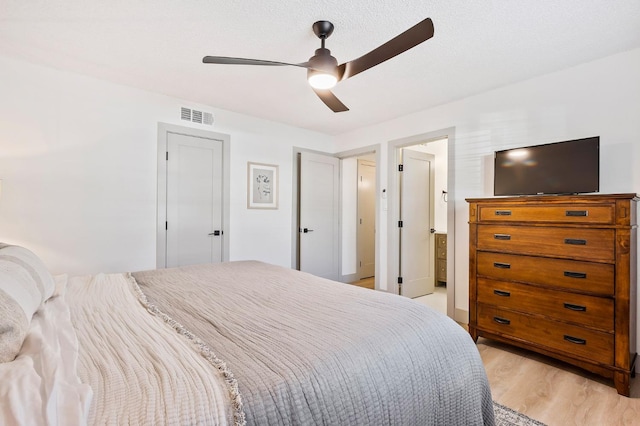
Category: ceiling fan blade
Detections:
[
  {"x1": 203, "y1": 56, "x2": 310, "y2": 68},
  {"x1": 337, "y1": 18, "x2": 434, "y2": 81},
  {"x1": 313, "y1": 88, "x2": 349, "y2": 112}
]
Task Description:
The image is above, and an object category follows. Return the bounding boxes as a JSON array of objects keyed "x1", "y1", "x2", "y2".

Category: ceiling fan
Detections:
[{"x1": 202, "y1": 18, "x2": 434, "y2": 112}]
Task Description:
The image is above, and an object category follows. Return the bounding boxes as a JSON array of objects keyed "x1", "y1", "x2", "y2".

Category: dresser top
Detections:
[{"x1": 466, "y1": 193, "x2": 638, "y2": 204}]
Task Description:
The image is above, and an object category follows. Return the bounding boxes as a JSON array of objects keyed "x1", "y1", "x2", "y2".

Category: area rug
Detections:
[{"x1": 494, "y1": 402, "x2": 547, "y2": 426}]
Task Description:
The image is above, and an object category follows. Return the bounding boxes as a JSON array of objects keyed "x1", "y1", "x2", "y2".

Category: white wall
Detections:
[
  {"x1": 0, "y1": 55, "x2": 332, "y2": 275},
  {"x1": 334, "y1": 48, "x2": 640, "y2": 325}
]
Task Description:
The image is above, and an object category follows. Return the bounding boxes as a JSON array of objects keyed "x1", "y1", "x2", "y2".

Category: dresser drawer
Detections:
[
  {"x1": 436, "y1": 259, "x2": 447, "y2": 281},
  {"x1": 476, "y1": 252, "x2": 614, "y2": 295},
  {"x1": 478, "y1": 204, "x2": 614, "y2": 224},
  {"x1": 478, "y1": 304, "x2": 613, "y2": 365},
  {"x1": 477, "y1": 225, "x2": 615, "y2": 262},
  {"x1": 477, "y1": 278, "x2": 614, "y2": 331}
]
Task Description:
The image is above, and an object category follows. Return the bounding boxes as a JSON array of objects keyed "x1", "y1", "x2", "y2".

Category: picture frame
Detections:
[{"x1": 247, "y1": 162, "x2": 279, "y2": 209}]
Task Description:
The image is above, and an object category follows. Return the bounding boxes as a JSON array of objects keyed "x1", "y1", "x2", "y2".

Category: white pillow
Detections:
[
  {"x1": 0, "y1": 244, "x2": 56, "y2": 363},
  {"x1": 0, "y1": 244, "x2": 55, "y2": 302}
]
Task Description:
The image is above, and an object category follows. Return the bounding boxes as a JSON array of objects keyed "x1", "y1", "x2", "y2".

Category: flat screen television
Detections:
[{"x1": 494, "y1": 137, "x2": 599, "y2": 196}]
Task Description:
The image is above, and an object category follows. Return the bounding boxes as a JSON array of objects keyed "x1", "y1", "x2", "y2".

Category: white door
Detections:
[
  {"x1": 400, "y1": 149, "x2": 435, "y2": 298},
  {"x1": 357, "y1": 159, "x2": 376, "y2": 279},
  {"x1": 299, "y1": 152, "x2": 340, "y2": 281},
  {"x1": 166, "y1": 133, "x2": 223, "y2": 267}
]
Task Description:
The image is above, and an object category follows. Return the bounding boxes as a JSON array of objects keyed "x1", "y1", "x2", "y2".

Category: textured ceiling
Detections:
[{"x1": 1, "y1": 0, "x2": 639, "y2": 135}]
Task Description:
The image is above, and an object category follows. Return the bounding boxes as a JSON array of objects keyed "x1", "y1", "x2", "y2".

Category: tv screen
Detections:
[{"x1": 494, "y1": 137, "x2": 599, "y2": 196}]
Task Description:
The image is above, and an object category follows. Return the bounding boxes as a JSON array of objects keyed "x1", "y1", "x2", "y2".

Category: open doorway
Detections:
[
  {"x1": 357, "y1": 158, "x2": 376, "y2": 281},
  {"x1": 291, "y1": 146, "x2": 380, "y2": 289},
  {"x1": 335, "y1": 145, "x2": 381, "y2": 291},
  {"x1": 400, "y1": 139, "x2": 448, "y2": 314},
  {"x1": 387, "y1": 130, "x2": 454, "y2": 319},
  {"x1": 341, "y1": 154, "x2": 377, "y2": 289}
]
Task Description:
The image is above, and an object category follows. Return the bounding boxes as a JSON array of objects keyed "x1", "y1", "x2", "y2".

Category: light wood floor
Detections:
[
  {"x1": 349, "y1": 279, "x2": 640, "y2": 424},
  {"x1": 479, "y1": 337, "x2": 640, "y2": 425},
  {"x1": 350, "y1": 277, "x2": 375, "y2": 289}
]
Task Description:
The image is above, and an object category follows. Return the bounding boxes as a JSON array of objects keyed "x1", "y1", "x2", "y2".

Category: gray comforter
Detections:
[{"x1": 133, "y1": 261, "x2": 494, "y2": 425}]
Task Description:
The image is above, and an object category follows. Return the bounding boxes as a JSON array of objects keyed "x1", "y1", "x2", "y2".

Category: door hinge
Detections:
[
  {"x1": 166, "y1": 152, "x2": 169, "y2": 161},
  {"x1": 398, "y1": 277, "x2": 403, "y2": 295},
  {"x1": 398, "y1": 164, "x2": 403, "y2": 172},
  {"x1": 398, "y1": 220, "x2": 403, "y2": 228},
  {"x1": 165, "y1": 221, "x2": 168, "y2": 230},
  {"x1": 398, "y1": 276, "x2": 403, "y2": 284}
]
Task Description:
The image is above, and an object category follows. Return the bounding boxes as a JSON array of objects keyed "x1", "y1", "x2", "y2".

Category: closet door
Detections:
[
  {"x1": 166, "y1": 133, "x2": 223, "y2": 267},
  {"x1": 298, "y1": 152, "x2": 340, "y2": 281}
]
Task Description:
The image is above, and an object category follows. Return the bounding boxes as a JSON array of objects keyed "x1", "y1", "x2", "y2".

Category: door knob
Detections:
[
  {"x1": 303, "y1": 228, "x2": 314, "y2": 233},
  {"x1": 208, "y1": 230, "x2": 222, "y2": 236},
  {"x1": 430, "y1": 228, "x2": 436, "y2": 234}
]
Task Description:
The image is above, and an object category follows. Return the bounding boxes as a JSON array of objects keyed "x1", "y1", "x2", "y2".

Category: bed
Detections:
[{"x1": 0, "y1": 244, "x2": 495, "y2": 425}]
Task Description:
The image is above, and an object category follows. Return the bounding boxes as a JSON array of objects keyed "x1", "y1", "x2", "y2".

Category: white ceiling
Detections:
[{"x1": 1, "y1": 1, "x2": 639, "y2": 136}]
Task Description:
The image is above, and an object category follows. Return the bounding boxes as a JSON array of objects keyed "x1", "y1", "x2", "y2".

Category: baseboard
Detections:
[
  {"x1": 455, "y1": 308, "x2": 469, "y2": 324},
  {"x1": 340, "y1": 273, "x2": 359, "y2": 283}
]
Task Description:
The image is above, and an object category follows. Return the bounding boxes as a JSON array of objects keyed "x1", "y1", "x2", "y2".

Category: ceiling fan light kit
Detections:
[
  {"x1": 202, "y1": 18, "x2": 434, "y2": 112},
  {"x1": 307, "y1": 70, "x2": 338, "y2": 90},
  {"x1": 307, "y1": 45, "x2": 339, "y2": 89}
]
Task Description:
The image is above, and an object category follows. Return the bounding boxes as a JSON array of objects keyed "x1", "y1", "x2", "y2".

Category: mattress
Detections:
[
  {"x1": 1, "y1": 247, "x2": 495, "y2": 425},
  {"x1": 132, "y1": 261, "x2": 495, "y2": 425}
]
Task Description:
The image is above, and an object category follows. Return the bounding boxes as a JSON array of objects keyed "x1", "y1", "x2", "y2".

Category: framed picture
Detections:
[{"x1": 247, "y1": 162, "x2": 278, "y2": 209}]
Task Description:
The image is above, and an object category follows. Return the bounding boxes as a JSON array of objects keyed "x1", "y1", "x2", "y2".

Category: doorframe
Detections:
[
  {"x1": 387, "y1": 128, "x2": 457, "y2": 320},
  {"x1": 156, "y1": 122, "x2": 231, "y2": 268}
]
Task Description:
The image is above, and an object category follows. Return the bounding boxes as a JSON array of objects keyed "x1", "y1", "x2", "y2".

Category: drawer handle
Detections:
[
  {"x1": 493, "y1": 290, "x2": 511, "y2": 297},
  {"x1": 493, "y1": 234, "x2": 511, "y2": 240},
  {"x1": 493, "y1": 316, "x2": 511, "y2": 325},
  {"x1": 566, "y1": 210, "x2": 588, "y2": 217},
  {"x1": 564, "y1": 238, "x2": 587, "y2": 245},
  {"x1": 563, "y1": 335, "x2": 586, "y2": 345},
  {"x1": 564, "y1": 303, "x2": 587, "y2": 312},
  {"x1": 493, "y1": 262, "x2": 511, "y2": 269},
  {"x1": 564, "y1": 271, "x2": 587, "y2": 279},
  {"x1": 495, "y1": 210, "x2": 512, "y2": 216}
]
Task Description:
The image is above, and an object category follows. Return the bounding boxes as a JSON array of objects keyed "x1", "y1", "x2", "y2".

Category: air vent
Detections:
[{"x1": 180, "y1": 107, "x2": 214, "y2": 126}]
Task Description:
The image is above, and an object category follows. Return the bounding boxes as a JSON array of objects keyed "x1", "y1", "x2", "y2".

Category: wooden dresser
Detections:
[
  {"x1": 467, "y1": 193, "x2": 637, "y2": 396},
  {"x1": 435, "y1": 233, "x2": 447, "y2": 286}
]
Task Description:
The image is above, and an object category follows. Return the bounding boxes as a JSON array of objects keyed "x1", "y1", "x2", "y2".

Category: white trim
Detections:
[
  {"x1": 340, "y1": 273, "x2": 360, "y2": 283},
  {"x1": 455, "y1": 308, "x2": 469, "y2": 324}
]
